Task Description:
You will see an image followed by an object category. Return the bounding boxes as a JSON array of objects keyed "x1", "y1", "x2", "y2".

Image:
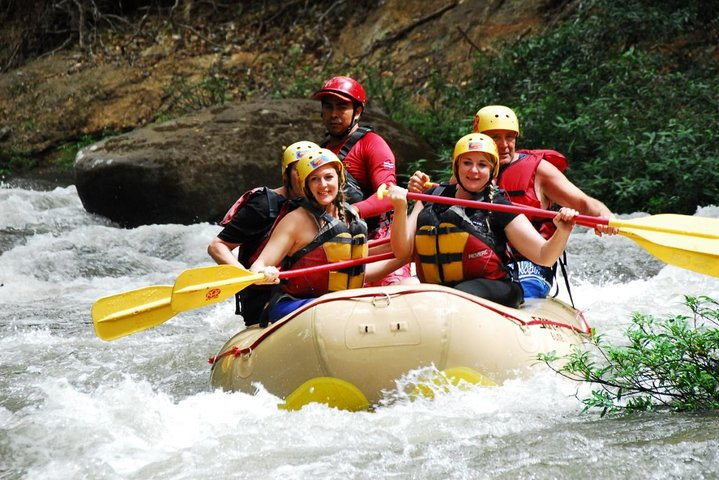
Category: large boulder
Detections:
[{"x1": 75, "y1": 99, "x2": 438, "y2": 227}]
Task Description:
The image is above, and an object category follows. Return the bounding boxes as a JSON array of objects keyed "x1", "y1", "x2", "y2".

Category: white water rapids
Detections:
[{"x1": 1, "y1": 183, "x2": 718, "y2": 479}]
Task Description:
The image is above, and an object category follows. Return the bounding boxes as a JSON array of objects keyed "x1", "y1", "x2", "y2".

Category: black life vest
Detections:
[
  {"x1": 219, "y1": 187, "x2": 286, "y2": 266},
  {"x1": 321, "y1": 126, "x2": 373, "y2": 204},
  {"x1": 218, "y1": 187, "x2": 295, "y2": 322}
]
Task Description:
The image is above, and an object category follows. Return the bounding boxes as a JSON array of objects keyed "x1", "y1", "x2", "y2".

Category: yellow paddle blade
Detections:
[
  {"x1": 171, "y1": 264, "x2": 266, "y2": 313},
  {"x1": 611, "y1": 214, "x2": 719, "y2": 239},
  {"x1": 280, "y1": 377, "x2": 370, "y2": 412},
  {"x1": 92, "y1": 285, "x2": 175, "y2": 341},
  {"x1": 619, "y1": 228, "x2": 719, "y2": 277},
  {"x1": 609, "y1": 214, "x2": 719, "y2": 277}
]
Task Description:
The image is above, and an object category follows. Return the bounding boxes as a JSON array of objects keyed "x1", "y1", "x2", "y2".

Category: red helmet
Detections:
[{"x1": 313, "y1": 76, "x2": 366, "y2": 106}]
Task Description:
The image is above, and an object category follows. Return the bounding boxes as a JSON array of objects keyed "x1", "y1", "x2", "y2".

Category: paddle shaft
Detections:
[
  {"x1": 401, "y1": 187, "x2": 718, "y2": 277},
  {"x1": 368, "y1": 236, "x2": 390, "y2": 247},
  {"x1": 171, "y1": 251, "x2": 398, "y2": 306},
  {"x1": 279, "y1": 251, "x2": 395, "y2": 279},
  {"x1": 406, "y1": 191, "x2": 603, "y2": 229},
  {"x1": 412, "y1": 186, "x2": 719, "y2": 239}
]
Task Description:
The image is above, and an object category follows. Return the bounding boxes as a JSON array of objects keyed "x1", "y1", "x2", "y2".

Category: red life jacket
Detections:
[
  {"x1": 281, "y1": 201, "x2": 368, "y2": 298},
  {"x1": 497, "y1": 149, "x2": 567, "y2": 241},
  {"x1": 414, "y1": 186, "x2": 510, "y2": 285}
]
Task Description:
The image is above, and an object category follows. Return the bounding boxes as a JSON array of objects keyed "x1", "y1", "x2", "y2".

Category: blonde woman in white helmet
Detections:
[{"x1": 250, "y1": 149, "x2": 405, "y2": 322}]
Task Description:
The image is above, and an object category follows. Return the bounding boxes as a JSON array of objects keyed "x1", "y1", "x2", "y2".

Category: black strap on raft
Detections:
[
  {"x1": 551, "y1": 252, "x2": 575, "y2": 308},
  {"x1": 258, "y1": 286, "x2": 282, "y2": 328}
]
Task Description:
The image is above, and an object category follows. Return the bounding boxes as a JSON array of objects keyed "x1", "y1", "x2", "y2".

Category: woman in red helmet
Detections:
[{"x1": 313, "y1": 75, "x2": 411, "y2": 285}]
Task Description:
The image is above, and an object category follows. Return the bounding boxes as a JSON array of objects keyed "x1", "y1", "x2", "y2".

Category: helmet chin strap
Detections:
[
  {"x1": 457, "y1": 181, "x2": 478, "y2": 196},
  {"x1": 457, "y1": 176, "x2": 491, "y2": 198}
]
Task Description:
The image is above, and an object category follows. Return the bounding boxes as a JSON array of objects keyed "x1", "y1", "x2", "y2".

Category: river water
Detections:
[{"x1": 1, "y1": 183, "x2": 718, "y2": 480}]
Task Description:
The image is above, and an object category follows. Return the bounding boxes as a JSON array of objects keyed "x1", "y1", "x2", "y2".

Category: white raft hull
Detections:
[{"x1": 209, "y1": 284, "x2": 590, "y2": 410}]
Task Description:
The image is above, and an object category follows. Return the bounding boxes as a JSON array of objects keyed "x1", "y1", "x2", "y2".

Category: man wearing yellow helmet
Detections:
[
  {"x1": 473, "y1": 105, "x2": 616, "y2": 298},
  {"x1": 386, "y1": 133, "x2": 579, "y2": 308},
  {"x1": 408, "y1": 106, "x2": 616, "y2": 299},
  {"x1": 250, "y1": 149, "x2": 406, "y2": 322},
  {"x1": 207, "y1": 141, "x2": 317, "y2": 326}
]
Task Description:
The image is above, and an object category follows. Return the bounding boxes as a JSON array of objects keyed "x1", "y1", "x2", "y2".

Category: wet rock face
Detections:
[{"x1": 74, "y1": 98, "x2": 437, "y2": 227}]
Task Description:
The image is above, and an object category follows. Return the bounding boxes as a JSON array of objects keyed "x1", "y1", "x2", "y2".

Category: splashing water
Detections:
[{"x1": 1, "y1": 184, "x2": 718, "y2": 479}]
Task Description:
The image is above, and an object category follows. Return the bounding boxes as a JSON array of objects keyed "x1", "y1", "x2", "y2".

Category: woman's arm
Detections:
[
  {"x1": 364, "y1": 256, "x2": 408, "y2": 283},
  {"x1": 504, "y1": 208, "x2": 578, "y2": 266},
  {"x1": 385, "y1": 185, "x2": 421, "y2": 263},
  {"x1": 249, "y1": 213, "x2": 301, "y2": 284}
]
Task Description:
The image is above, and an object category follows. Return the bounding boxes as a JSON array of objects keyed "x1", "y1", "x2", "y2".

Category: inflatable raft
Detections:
[{"x1": 209, "y1": 284, "x2": 590, "y2": 410}]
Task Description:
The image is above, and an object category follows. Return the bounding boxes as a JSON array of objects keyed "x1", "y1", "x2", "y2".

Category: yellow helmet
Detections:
[
  {"x1": 296, "y1": 148, "x2": 345, "y2": 195},
  {"x1": 452, "y1": 133, "x2": 500, "y2": 178},
  {"x1": 282, "y1": 141, "x2": 321, "y2": 179},
  {"x1": 472, "y1": 105, "x2": 520, "y2": 136}
]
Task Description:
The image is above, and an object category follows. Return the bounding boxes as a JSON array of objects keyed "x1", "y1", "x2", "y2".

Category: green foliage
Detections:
[
  {"x1": 540, "y1": 295, "x2": 719, "y2": 416},
  {"x1": 56, "y1": 134, "x2": 98, "y2": 169},
  {"x1": 363, "y1": 66, "x2": 463, "y2": 181},
  {"x1": 371, "y1": 67, "x2": 468, "y2": 150},
  {"x1": 372, "y1": 0, "x2": 719, "y2": 214},
  {"x1": 266, "y1": 45, "x2": 327, "y2": 99},
  {"x1": 160, "y1": 74, "x2": 229, "y2": 120},
  {"x1": 0, "y1": 146, "x2": 37, "y2": 177}
]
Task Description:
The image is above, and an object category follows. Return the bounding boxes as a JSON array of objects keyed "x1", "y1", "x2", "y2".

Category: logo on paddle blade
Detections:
[{"x1": 206, "y1": 288, "x2": 221, "y2": 301}]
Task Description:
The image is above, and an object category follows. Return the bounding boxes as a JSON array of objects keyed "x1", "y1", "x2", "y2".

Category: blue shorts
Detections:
[
  {"x1": 512, "y1": 260, "x2": 554, "y2": 299},
  {"x1": 269, "y1": 296, "x2": 315, "y2": 322}
]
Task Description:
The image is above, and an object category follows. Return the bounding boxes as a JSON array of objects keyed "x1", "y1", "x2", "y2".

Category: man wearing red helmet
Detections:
[{"x1": 313, "y1": 75, "x2": 411, "y2": 285}]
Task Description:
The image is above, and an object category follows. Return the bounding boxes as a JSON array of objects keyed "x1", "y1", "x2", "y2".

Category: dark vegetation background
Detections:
[{"x1": 1, "y1": 0, "x2": 718, "y2": 215}]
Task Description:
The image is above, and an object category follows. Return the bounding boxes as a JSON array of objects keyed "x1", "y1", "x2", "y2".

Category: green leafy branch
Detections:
[{"x1": 539, "y1": 295, "x2": 719, "y2": 416}]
